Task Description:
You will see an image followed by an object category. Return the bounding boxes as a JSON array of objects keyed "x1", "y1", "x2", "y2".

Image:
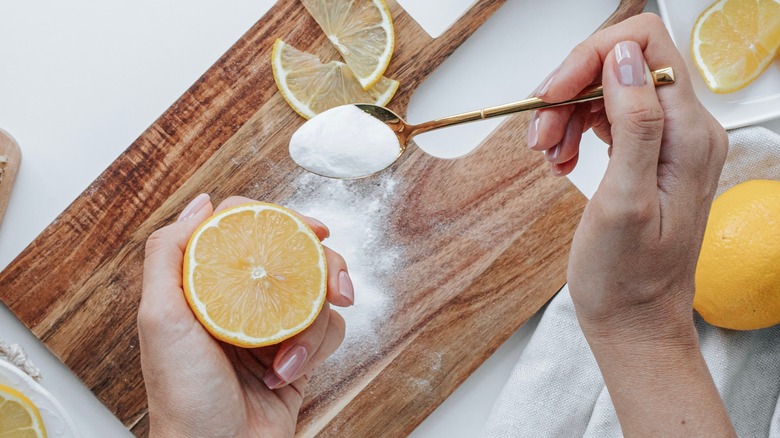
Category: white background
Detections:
[{"x1": 1, "y1": 1, "x2": 779, "y2": 436}]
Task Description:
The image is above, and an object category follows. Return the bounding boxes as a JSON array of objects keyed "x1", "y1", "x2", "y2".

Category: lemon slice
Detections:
[
  {"x1": 184, "y1": 202, "x2": 328, "y2": 347},
  {"x1": 0, "y1": 384, "x2": 47, "y2": 438},
  {"x1": 301, "y1": 0, "x2": 395, "y2": 90},
  {"x1": 271, "y1": 39, "x2": 399, "y2": 119},
  {"x1": 691, "y1": 0, "x2": 780, "y2": 93}
]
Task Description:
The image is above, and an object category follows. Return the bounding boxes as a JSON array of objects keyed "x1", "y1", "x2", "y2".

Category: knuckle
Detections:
[
  {"x1": 137, "y1": 301, "x2": 192, "y2": 343},
  {"x1": 611, "y1": 202, "x2": 654, "y2": 226},
  {"x1": 698, "y1": 124, "x2": 728, "y2": 171},
  {"x1": 594, "y1": 191, "x2": 656, "y2": 226},
  {"x1": 639, "y1": 12, "x2": 665, "y2": 30},
  {"x1": 620, "y1": 105, "x2": 664, "y2": 143},
  {"x1": 711, "y1": 123, "x2": 729, "y2": 161},
  {"x1": 222, "y1": 195, "x2": 246, "y2": 205},
  {"x1": 213, "y1": 195, "x2": 253, "y2": 212},
  {"x1": 144, "y1": 229, "x2": 169, "y2": 259},
  {"x1": 137, "y1": 299, "x2": 162, "y2": 333},
  {"x1": 570, "y1": 41, "x2": 599, "y2": 65},
  {"x1": 327, "y1": 249, "x2": 348, "y2": 269}
]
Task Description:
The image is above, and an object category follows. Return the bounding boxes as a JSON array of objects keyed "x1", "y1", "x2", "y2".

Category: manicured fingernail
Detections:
[
  {"x1": 550, "y1": 163, "x2": 565, "y2": 176},
  {"x1": 276, "y1": 345, "x2": 308, "y2": 382},
  {"x1": 614, "y1": 41, "x2": 646, "y2": 87},
  {"x1": 339, "y1": 270, "x2": 354, "y2": 305},
  {"x1": 536, "y1": 65, "x2": 562, "y2": 96},
  {"x1": 528, "y1": 111, "x2": 540, "y2": 148},
  {"x1": 263, "y1": 369, "x2": 285, "y2": 389},
  {"x1": 545, "y1": 145, "x2": 560, "y2": 162},
  {"x1": 177, "y1": 193, "x2": 210, "y2": 222}
]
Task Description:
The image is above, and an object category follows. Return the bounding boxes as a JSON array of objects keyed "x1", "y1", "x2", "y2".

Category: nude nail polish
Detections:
[
  {"x1": 528, "y1": 111, "x2": 540, "y2": 148},
  {"x1": 339, "y1": 270, "x2": 354, "y2": 304},
  {"x1": 177, "y1": 193, "x2": 210, "y2": 222},
  {"x1": 276, "y1": 345, "x2": 308, "y2": 382},
  {"x1": 545, "y1": 145, "x2": 560, "y2": 162},
  {"x1": 263, "y1": 369, "x2": 284, "y2": 389},
  {"x1": 536, "y1": 65, "x2": 562, "y2": 96},
  {"x1": 614, "y1": 41, "x2": 647, "y2": 87}
]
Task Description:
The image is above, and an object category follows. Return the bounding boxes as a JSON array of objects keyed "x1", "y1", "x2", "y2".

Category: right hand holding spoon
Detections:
[{"x1": 531, "y1": 13, "x2": 735, "y2": 436}]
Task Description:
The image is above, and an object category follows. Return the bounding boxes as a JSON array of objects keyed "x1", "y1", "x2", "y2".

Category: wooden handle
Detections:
[{"x1": 0, "y1": 129, "x2": 21, "y2": 227}]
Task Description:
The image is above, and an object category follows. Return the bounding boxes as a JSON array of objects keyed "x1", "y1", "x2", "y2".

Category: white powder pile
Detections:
[
  {"x1": 289, "y1": 104, "x2": 401, "y2": 179},
  {"x1": 284, "y1": 172, "x2": 401, "y2": 365}
]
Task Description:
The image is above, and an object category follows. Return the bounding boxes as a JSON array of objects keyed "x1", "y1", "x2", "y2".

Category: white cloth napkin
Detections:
[{"x1": 482, "y1": 127, "x2": 780, "y2": 437}]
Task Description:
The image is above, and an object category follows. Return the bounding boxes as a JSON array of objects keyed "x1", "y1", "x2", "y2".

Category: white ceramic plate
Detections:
[
  {"x1": 0, "y1": 360, "x2": 81, "y2": 437},
  {"x1": 657, "y1": 0, "x2": 780, "y2": 129}
]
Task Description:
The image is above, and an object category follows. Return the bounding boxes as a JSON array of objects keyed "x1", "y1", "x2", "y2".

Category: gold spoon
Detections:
[{"x1": 356, "y1": 67, "x2": 675, "y2": 170}]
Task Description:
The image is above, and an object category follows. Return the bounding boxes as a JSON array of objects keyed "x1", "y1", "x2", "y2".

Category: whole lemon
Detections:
[{"x1": 694, "y1": 180, "x2": 780, "y2": 330}]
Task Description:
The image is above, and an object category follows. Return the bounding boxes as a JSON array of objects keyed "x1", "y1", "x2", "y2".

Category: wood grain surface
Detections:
[
  {"x1": 0, "y1": 0, "x2": 646, "y2": 436},
  {"x1": 0, "y1": 130, "x2": 21, "y2": 227}
]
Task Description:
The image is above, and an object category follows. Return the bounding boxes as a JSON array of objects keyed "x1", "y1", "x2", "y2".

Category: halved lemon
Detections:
[
  {"x1": 272, "y1": 39, "x2": 399, "y2": 119},
  {"x1": 691, "y1": 0, "x2": 780, "y2": 93},
  {"x1": 183, "y1": 202, "x2": 327, "y2": 348},
  {"x1": 0, "y1": 384, "x2": 47, "y2": 438},
  {"x1": 301, "y1": 0, "x2": 394, "y2": 90}
]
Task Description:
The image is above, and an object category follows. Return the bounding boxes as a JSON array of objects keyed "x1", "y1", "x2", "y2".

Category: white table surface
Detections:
[{"x1": 1, "y1": 1, "x2": 779, "y2": 436}]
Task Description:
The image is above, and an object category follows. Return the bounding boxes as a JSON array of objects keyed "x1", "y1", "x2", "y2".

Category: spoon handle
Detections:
[{"x1": 410, "y1": 67, "x2": 675, "y2": 137}]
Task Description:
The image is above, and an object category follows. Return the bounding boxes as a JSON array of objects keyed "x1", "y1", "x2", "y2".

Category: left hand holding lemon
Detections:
[{"x1": 139, "y1": 194, "x2": 352, "y2": 437}]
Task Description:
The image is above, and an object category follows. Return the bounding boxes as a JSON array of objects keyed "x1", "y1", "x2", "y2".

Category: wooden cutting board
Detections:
[{"x1": 0, "y1": 0, "x2": 645, "y2": 435}]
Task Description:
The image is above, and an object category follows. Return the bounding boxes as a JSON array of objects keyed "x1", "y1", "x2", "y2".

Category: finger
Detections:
[
  {"x1": 263, "y1": 302, "x2": 333, "y2": 389},
  {"x1": 546, "y1": 104, "x2": 589, "y2": 165},
  {"x1": 588, "y1": 110, "x2": 613, "y2": 145},
  {"x1": 139, "y1": 193, "x2": 214, "y2": 334},
  {"x1": 263, "y1": 310, "x2": 345, "y2": 414},
  {"x1": 282, "y1": 310, "x2": 345, "y2": 399},
  {"x1": 298, "y1": 310, "x2": 345, "y2": 376},
  {"x1": 528, "y1": 105, "x2": 576, "y2": 151},
  {"x1": 601, "y1": 40, "x2": 664, "y2": 193},
  {"x1": 323, "y1": 246, "x2": 354, "y2": 307},
  {"x1": 537, "y1": 13, "x2": 693, "y2": 103},
  {"x1": 551, "y1": 153, "x2": 579, "y2": 177},
  {"x1": 213, "y1": 196, "x2": 330, "y2": 240},
  {"x1": 590, "y1": 100, "x2": 605, "y2": 113}
]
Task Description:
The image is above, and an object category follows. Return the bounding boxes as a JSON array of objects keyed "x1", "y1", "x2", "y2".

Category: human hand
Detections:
[
  {"x1": 530, "y1": 13, "x2": 734, "y2": 435},
  {"x1": 530, "y1": 13, "x2": 727, "y2": 338},
  {"x1": 138, "y1": 194, "x2": 353, "y2": 438}
]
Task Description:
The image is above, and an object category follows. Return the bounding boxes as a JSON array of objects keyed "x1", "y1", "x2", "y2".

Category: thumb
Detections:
[
  {"x1": 140, "y1": 193, "x2": 214, "y2": 330},
  {"x1": 601, "y1": 40, "x2": 664, "y2": 196}
]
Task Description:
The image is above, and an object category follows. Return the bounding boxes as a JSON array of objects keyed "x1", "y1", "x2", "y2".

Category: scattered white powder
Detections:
[
  {"x1": 289, "y1": 104, "x2": 401, "y2": 179},
  {"x1": 284, "y1": 172, "x2": 401, "y2": 368}
]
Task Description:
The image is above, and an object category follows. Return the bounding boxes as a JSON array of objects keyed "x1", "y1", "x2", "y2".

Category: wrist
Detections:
[{"x1": 574, "y1": 297, "x2": 699, "y2": 350}]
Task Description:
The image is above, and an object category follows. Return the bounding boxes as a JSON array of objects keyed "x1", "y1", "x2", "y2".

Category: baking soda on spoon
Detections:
[{"x1": 289, "y1": 105, "x2": 401, "y2": 178}]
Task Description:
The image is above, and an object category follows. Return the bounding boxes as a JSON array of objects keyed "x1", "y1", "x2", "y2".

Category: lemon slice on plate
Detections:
[
  {"x1": 271, "y1": 39, "x2": 399, "y2": 119},
  {"x1": 0, "y1": 360, "x2": 79, "y2": 437},
  {"x1": 690, "y1": 0, "x2": 780, "y2": 93},
  {"x1": 0, "y1": 383, "x2": 47, "y2": 438},
  {"x1": 184, "y1": 202, "x2": 328, "y2": 347},
  {"x1": 301, "y1": 0, "x2": 394, "y2": 90}
]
